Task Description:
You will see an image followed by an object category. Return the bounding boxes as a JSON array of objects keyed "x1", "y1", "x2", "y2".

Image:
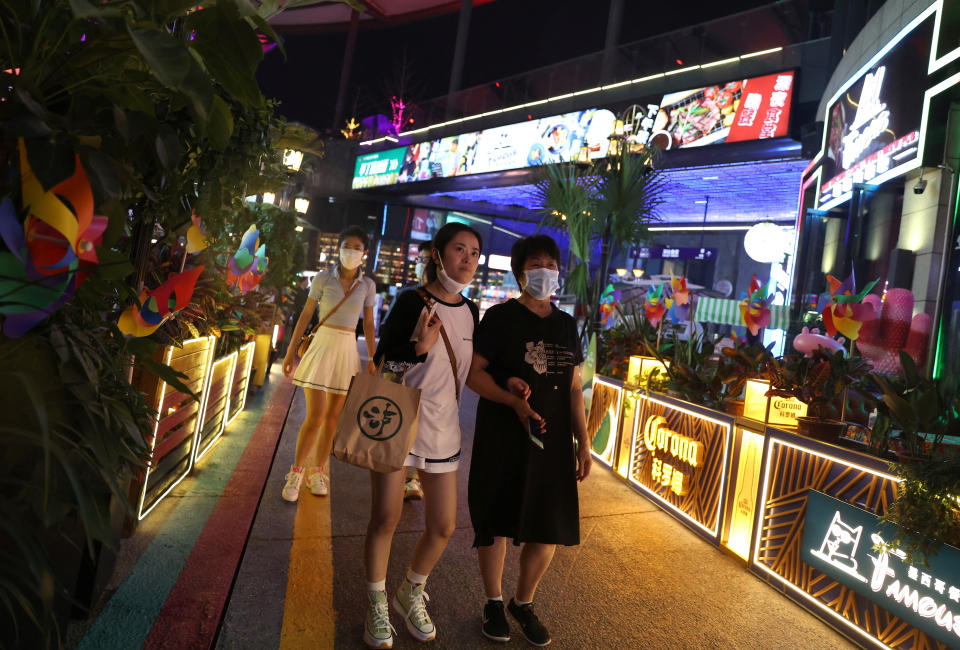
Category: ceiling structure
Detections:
[
  {"x1": 268, "y1": 0, "x2": 496, "y2": 33},
  {"x1": 422, "y1": 158, "x2": 808, "y2": 225}
]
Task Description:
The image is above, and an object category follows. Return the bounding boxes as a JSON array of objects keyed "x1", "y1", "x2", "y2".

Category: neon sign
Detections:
[{"x1": 802, "y1": 490, "x2": 960, "y2": 646}]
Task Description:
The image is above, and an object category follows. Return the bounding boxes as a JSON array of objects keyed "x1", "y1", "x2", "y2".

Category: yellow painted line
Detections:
[{"x1": 280, "y1": 490, "x2": 335, "y2": 648}]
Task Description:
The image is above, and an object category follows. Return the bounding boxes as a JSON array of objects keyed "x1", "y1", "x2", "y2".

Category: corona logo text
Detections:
[{"x1": 643, "y1": 415, "x2": 704, "y2": 467}]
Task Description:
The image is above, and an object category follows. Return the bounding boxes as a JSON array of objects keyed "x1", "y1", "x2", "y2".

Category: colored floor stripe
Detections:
[
  {"x1": 142, "y1": 379, "x2": 296, "y2": 649},
  {"x1": 279, "y1": 475, "x2": 336, "y2": 647},
  {"x1": 76, "y1": 377, "x2": 286, "y2": 650}
]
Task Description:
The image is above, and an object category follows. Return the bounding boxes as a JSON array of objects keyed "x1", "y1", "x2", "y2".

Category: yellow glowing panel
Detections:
[
  {"x1": 725, "y1": 428, "x2": 765, "y2": 560},
  {"x1": 742, "y1": 378, "x2": 807, "y2": 426},
  {"x1": 627, "y1": 355, "x2": 646, "y2": 386},
  {"x1": 627, "y1": 355, "x2": 670, "y2": 388}
]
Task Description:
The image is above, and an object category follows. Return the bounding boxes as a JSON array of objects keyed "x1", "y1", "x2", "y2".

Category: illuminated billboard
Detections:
[
  {"x1": 817, "y1": 15, "x2": 934, "y2": 207},
  {"x1": 641, "y1": 71, "x2": 794, "y2": 150},
  {"x1": 352, "y1": 70, "x2": 797, "y2": 190}
]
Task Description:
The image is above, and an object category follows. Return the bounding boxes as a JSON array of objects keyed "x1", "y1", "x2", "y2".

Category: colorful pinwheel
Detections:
[
  {"x1": 821, "y1": 274, "x2": 878, "y2": 340},
  {"x1": 186, "y1": 212, "x2": 209, "y2": 254},
  {"x1": 227, "y1": 225, "x2": 268, "y2": 293},
  {"x1": 644, "y1": 283, "x2": 673, "y2": 329},
  {"x1": 117, "y1": 266, "x2": 204, "y2": 337},
  {"x1": 667, "y1": 272, "x2": 693, "y2": 322},
  {"x1": 739, "y1": 276, "x2": 773, "y2": 336},
  {"x1": 598, "y1": 284, "x2": 621, "y2": 330},
  {"x1": 0, "y1": 141, "x2": 108, "y2": 336}
]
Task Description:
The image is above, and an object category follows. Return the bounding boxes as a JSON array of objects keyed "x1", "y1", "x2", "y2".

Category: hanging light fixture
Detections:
[
  {"x1": 283, "y1": 149, "x2": 304, "y2": 171},
  {"x1": 577, "y1": 144, "x2": 591, "y2": 165},
  {"x1": 262, "y1": 192, "x2": 276, "y2": 205},
  {"x1": 294, "y1": 197, "x2": 310, "y2": 214}
]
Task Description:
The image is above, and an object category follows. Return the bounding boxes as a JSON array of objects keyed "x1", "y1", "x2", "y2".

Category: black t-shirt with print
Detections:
[{"x1": 468, "y1": 299, "x2": 584, "y2": 547}]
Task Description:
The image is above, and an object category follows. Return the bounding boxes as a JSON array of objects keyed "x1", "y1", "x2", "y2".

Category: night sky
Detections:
[{"x1": 258, "y1": 0, "x2": 774, "y2": 131}]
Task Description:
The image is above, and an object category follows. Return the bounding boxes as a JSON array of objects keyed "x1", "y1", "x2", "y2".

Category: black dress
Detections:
[{"x1": 468, "y1": 299, "x2": 584, "y2": 547}]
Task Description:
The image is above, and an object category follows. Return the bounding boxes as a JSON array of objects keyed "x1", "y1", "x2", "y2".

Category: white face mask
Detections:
[
  {"x1": 340, "y1": 247, "x2": 364, "y2": 270},
  {"x1": 523, "y1": 268, "x2": 560, "y2": 300},
  {"x1": 437, "y1": 258, "x2": 471, "y2": 294},
  {"x1": 414, "y1": 262, "x2": 427, "y2": 281}
]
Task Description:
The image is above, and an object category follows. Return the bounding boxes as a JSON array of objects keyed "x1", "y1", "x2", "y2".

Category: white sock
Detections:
[
  {"x1": 406, "y1": 569, "x2": 429, "y2": 585},
  {"x1": 486, "y1": 594, "x2": 503, "y2": 602},
  {"x1": 367, "y1": 580, "x2": 386, "y2": 593},
  {"x1": 515, "y1": 598, "x2": 532, "y2": 606}
]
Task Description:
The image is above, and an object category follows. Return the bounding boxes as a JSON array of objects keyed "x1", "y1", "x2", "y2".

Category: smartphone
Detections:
[
  {"x1": 528, "y1": 417, "x2": 545, "y2": 450},
  {"x1": 425, "y1": 301, "x2": 439, "y2": 324},
  {"x1": 410, "y1": 302, "x2": 440, "y2": 343}
]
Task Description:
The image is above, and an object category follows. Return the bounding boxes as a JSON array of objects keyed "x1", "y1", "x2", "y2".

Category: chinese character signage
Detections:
[
  {"x1": 628, "y1": 246, "x2": 717, "y2": 261},
  {"x1": 644, "y1": 71, "x2": 794, "y2": 151},
  {"x1": 802, "y1": 490, "x2": 960, "y2": 646},
  {"x1": 629, "y1": 395, "x2": 731, "y2": 538},
  {"x1": 818, "y1": 15, "x2": 934, "y2": 206}
]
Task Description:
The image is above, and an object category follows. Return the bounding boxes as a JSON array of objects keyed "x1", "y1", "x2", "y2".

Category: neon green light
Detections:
[{"x1": 933, "y1": 179, "x2": 960, "y2": 378}]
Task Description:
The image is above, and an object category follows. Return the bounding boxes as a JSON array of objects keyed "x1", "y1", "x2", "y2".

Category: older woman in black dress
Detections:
[{"x1": 466, "y1": 234, "x2": 591, "y2": 647}]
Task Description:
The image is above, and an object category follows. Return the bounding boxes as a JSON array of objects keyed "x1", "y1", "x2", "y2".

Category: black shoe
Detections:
[
  {"x1": 507, "y1": 598, "x2": 551, "y2": 646},
  {"x1": 482, "y1": 599, "x2": 510, "y2": 642}
]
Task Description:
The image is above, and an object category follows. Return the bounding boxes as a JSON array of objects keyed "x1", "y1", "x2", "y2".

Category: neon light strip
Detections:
[
  {"x1": 589, "y1": 378, "x2": 624, "y2": 468},
  {"x1": 195, "y1": 351, "x2": 240, "y2": 462},
  {"x1": 226, "y1": 342, "x2": 256, "y2": 427},
  {"x1": 929, "y1": 0, "x2": 960, "y2": 74},
  {"x1": 626, "y1": 394, "x2": 732, "y2": 537},
  {"x1": 359, "y1": 47, "x2": 785, "y2": 146},
  {"x1": 190, "y1": 339, "x2": 220, "y2": 467},
  {"x1": 751, "y1": 437, "x2": 899, "y2": 650},
  {"x1": 138, "y1": 337, "x2": 215, "y2": 521},
  {"x1": 648, "y1": 225, "x2": 755, "y2": 232}
]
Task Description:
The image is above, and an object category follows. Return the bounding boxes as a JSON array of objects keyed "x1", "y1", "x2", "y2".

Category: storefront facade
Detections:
[{"x1": 793, "y1": 0, "x2": 960, "y2": 378}]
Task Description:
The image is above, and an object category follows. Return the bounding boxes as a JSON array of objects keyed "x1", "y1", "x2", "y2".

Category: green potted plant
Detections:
[
  {"x1": 863, "y1": 352, "x2": 960, "y2": 566},
  {"x1": 766, "y1": 349, "x2": 871, "y2": 441},
  {"x1": 715, "y1": 340, "x2": 776, "y2": 416},
  {"x1": 648, "y1": 331, "x2": 725, "y2": 408}
]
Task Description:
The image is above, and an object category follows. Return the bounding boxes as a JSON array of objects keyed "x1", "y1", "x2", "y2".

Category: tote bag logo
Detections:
[{"x1": 358, "y1": 397, "x2": 403, "y2": 441}]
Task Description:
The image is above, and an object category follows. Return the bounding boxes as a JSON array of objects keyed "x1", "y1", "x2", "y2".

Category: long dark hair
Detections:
[{"x1": 424, "y1": 222, "x2": 483, "y2": 283}]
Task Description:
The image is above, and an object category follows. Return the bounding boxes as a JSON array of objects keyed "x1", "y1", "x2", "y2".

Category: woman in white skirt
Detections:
[
  {"x1": 362, "y1": 223, "x2": 482, "y2": 648},
  {"x1": 281, "y1": 226, "x2": 377, "y2": 501}
]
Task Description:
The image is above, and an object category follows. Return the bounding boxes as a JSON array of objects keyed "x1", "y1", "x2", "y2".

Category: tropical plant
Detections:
[
  {"x1": 766, "y1": 349, "x2": 871, "y2": 419},
  {"x1": 532, "y1": 148, "x2": 664, "y2": 345},
  {"x1": 715, "y1": 340, "x2": 776, "y2": 400},
  {"x1": 653, "y1": 332, "x2": 725, "y2": 409},
  {"x1": 0, "y1": 0, "x2": 315, "y2": 645},
  {"x1": 597, "y1": 302, "x2": 664, "y2": 379}
]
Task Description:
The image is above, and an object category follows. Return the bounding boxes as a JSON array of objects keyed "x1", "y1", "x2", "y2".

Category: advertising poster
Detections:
[
  {"x1": 352, "y1": 108, "x2": 616, "y2": 189},
  {"x1": 818, "y1": 15, "x2": 933, "y2": 206},
  {"x1": 647, "y1": 71, "x2": 794, "y2": 150}
]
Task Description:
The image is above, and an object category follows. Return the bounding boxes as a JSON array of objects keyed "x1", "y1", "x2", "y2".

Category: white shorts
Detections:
[
  {"x1": 292, "y1": 327, "x2": 359, "y2": 394},
  {"x1": 404, "y1": 449, "x2": 461, "y2": 474}
]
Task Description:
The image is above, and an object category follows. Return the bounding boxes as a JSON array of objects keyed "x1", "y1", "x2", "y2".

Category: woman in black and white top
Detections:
[
  {"x1": 281, "y1": 226, "x2": 377, "y2": 502},
  {"x1": 363, "y1": 223, "x2": 481, "y2": 649}
]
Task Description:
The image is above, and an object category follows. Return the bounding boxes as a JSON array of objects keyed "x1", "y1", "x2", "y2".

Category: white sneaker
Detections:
[
  {"x1": 281, "y1": 467, "x2": 303, "y2": 502},
  {"x1": 306, "y1": 468, "x2": 329, "y2": 496},
  {"x1": 403, "y1": 478, "x2": 423, "y2": 501},
  {"x1": 364, "y1": 590, "x2": 396, "y2": 648},
  {"x1": 392, "y1": 580, "x2": 436, "y2": 641}
]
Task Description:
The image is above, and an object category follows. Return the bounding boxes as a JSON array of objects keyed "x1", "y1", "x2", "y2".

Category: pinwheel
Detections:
[
  {"x1": 820, "y1": 273, "x2": 878, "y2": 341},
  {"x1": 185, "y1": 212, "x2": 209, "y2": 254},
  {"x1": 0, "y1": 141, "x2": 108, "y2": 336},
  {"x1": 117, "y1": 266, "x2": 204, "y2": 337},
  {"x1": 644, "y1": 283, "x2": 673, "y2": 329},
  {"x1": 739, "y1": 276, "x2": 773, "y2": 336},
  {"x1": 667, "y1": 272, "x2": 693, "y2": 322},
  {"x1": 227, "y1": 225, "x2": 268, "y2": 293},
  {"x1": 598, "y1": 284, "x2": 620, "y2": 330}
]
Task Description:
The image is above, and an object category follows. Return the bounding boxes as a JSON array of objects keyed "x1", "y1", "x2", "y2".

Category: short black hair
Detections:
[
  {"x1": 424, "y1": 222, "x2": 483, "y2": 283},
  {"x1": 338, "y1": 225, "x2": 369, "y2": 250},
  {"x1": 510, "y1": 235, "x2": 561, "y2": 284},
  {"x1": 417, "y1": 240, "x2": 434, "y2": 254}
]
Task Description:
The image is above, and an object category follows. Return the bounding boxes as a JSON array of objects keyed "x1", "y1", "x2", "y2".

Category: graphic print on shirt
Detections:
[{"x1": 524, "y1": 339, "x2": 575, "y2": 376}]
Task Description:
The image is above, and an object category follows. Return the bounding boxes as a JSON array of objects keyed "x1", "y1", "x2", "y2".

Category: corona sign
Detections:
[{"x1": 643, "y1": 415, "x2": 704, "y2": 467}]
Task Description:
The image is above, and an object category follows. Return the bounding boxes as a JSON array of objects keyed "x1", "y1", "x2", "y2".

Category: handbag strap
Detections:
[
  {"x1": 317, "y1": 275, "x2": 361, "y2": 329},
  {"x1": 416, "y1": 289, "x2": 461, "y2": 403}
]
